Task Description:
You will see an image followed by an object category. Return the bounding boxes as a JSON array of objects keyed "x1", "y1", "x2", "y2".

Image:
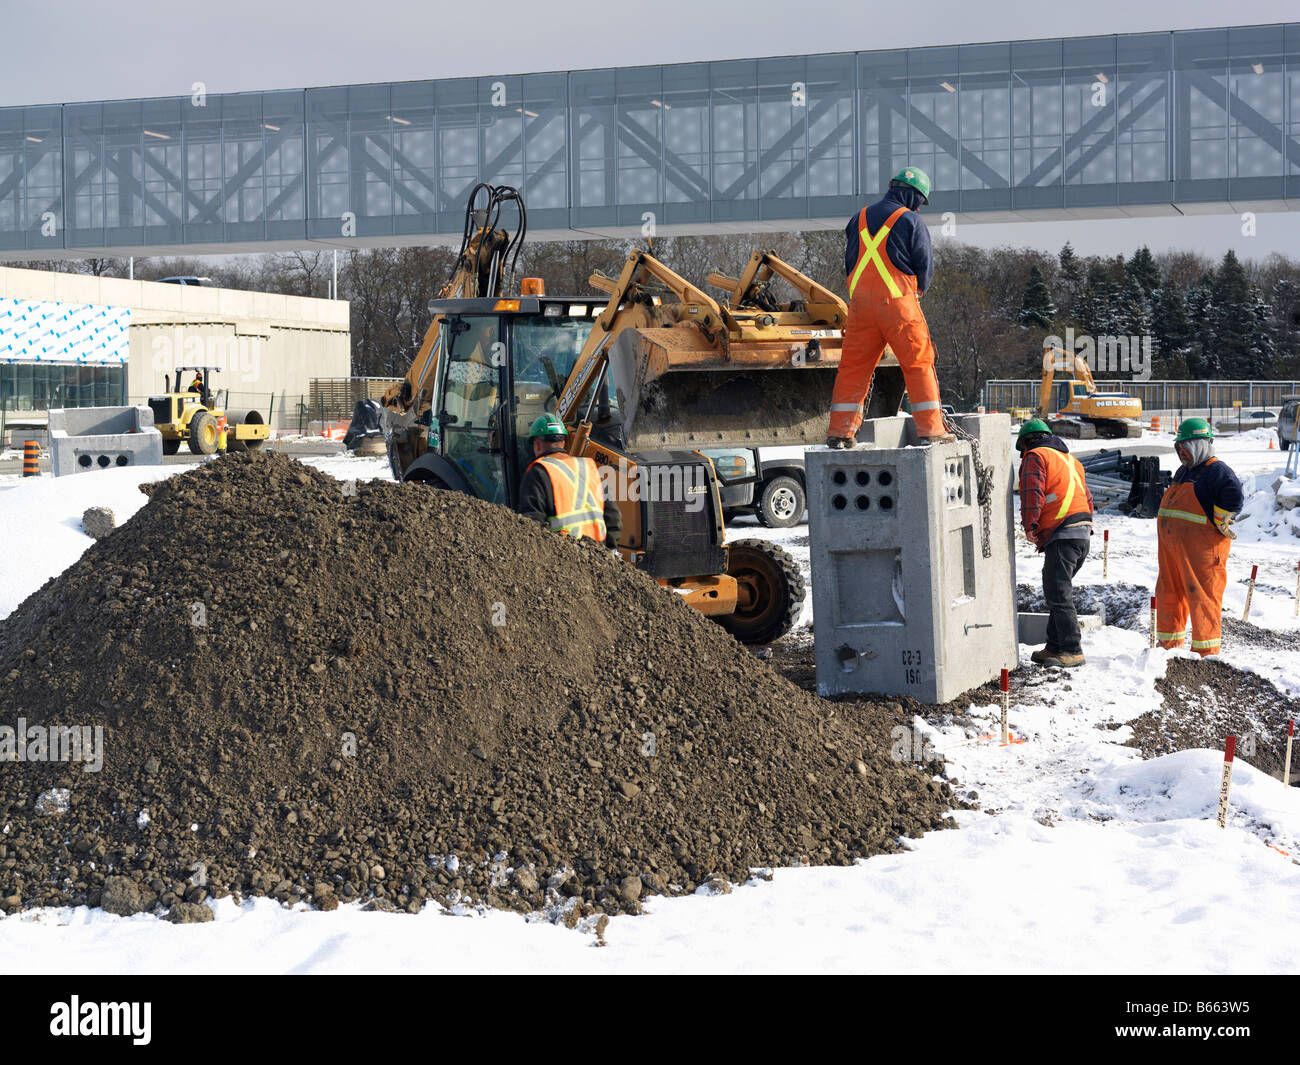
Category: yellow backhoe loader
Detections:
[{"x1": 383, "y1": 188, "x2": 906, "y2": 643}]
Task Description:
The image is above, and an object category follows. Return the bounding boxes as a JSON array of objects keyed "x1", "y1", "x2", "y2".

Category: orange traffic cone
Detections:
[
  {"x1": 1269, "y1": 437, "x2": 1275, "y2": 450},
  {"x1": 22, "y1": 439, "x2": 39, "y2": 477},
  {"x1": 1150, "y1": 416, "x2": 1160, "y2": 432}
]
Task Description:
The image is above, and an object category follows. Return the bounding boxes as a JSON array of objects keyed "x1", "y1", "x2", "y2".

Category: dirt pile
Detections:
[
  {"x1": 1130, "y1": 657, "x2": 1300, "y2": 784},
  {"x1": 0, "y1": 453, "x2": 955, "y2": 919}
]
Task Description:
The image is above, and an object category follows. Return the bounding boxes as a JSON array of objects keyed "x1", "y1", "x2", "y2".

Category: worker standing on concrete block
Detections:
[
  {"x1": 828, "y1": 166, "x2": 950, "y2": 448},
  {"x1": 1155, "y1": 418, "x2": 1243, "y2": 656},
  {"x1": 517, "y1": 414, "x2": 622, "y2": 548},
  {"x1": 1016, "y1": 418, "x2": 1094, "y2": 668}
]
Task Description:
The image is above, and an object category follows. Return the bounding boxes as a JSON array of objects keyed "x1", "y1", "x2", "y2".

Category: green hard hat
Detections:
[
  {"x1": 1175, "y1": 417, "x2": 1213, "y2": 443},
  {"x1": 1017, "y1": 417, "x2": 1051, "y2": 438},
  {"x1": 528, "y1": 413, "x2": 567, "y2": 439},
  {"x1": 891, "y1": 165, "x2": 932, "y2": 203}
]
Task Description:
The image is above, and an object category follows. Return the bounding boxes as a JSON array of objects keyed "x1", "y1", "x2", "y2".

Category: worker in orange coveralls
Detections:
[
  {"x1": 827, "y1": 166, "x2": 950, "y2": 448},
  {"x1": 1156, "y1": 418, "x2": 1244, "y2": 656}
]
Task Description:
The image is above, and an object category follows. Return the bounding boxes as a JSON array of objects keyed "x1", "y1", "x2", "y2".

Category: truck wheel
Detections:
[
  {"x1": 162, "y1": 438, "x2": 180, "y2": 456},
  {"x1": 716, "y1": 538, "x2": 805, "y2": 645},
  {"x1": 187, "y1": 411, "x2": 219, "y2": 455},
  {"x1": 756, "y1": 475, "x2": 806, "y2": 528}
]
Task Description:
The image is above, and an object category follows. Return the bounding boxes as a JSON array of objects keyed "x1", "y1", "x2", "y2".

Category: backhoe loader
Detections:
[{"x1": 383, "y1": 189, "x2": 904, "y2": 643}]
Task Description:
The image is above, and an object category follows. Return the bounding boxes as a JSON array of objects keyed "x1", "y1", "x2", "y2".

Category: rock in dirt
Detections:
[
  {"x1": 163, "y1": 901, "x2": 214, "y2": 924},
  {"x1": 81, "y1": 507, "x2": 116, "y2": 540},
  {"x1": 0, "y1": 452, "x2": 956, "y2": 918}
]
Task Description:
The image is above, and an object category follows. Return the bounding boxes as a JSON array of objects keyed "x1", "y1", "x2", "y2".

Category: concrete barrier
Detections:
[
  {"x1": 48, "y1": 406, "x2": 164, "y2": 476},
  {"x1": 808, "y1": 413, "x2": 1018, "y2": 704}
]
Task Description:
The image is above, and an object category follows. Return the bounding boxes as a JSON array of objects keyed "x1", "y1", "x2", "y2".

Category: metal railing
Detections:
[{"x1": 985, "y1": 379, "x2": 1300, "y2": 419}]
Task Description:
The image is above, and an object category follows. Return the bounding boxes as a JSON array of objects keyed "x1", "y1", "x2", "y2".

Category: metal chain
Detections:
[{"x1": 943, "y1": 414, "x2": 994, "y2": 559}]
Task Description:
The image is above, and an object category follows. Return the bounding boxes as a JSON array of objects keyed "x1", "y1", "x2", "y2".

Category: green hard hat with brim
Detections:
[
  {"x1": 1017, "y1": 417, "x2": 1051, "y2": 439},
  {"x1": 529, "y1": 413, "x2": 567, "y2": 439},
  {"x1": 891, "y1": 166, "x2": 932, "y2": 203},
  {"x1": 1175, "y1": 417, "x2": 1213, "y2": 443}
]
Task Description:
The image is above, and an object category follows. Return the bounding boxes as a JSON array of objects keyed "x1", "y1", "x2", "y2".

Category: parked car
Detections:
[
  {"x1": 157, "y1": 276, "x2": 212, "y2": 286},
  {"x1": 702, "y1": 445, "x2": 808, "y2": 528}
]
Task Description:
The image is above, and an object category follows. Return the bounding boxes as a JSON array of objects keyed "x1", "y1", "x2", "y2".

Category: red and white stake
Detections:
[
  {"x1": 1102, "y1": 529, "x2": 1109, "y2": 581},
  {"x1": 1293, "y1": 560, "x2": 1299, "y2": 618},
  {"x1": 1149, "y1": 595, "x2": 1157, "y2": 649},
  {"x1": 1242, "y1": 564, "x2": 1258, "y2": 623},
  {"x1": 1000, "y1": 668, "x2": 1010, "y2": 745},
  {"x1": 1217, "y1": 736, "x2": 1236, "y2": 828},
  {"x1": 1285, "y1": 720, "x2": 1295, "y2": 788}
]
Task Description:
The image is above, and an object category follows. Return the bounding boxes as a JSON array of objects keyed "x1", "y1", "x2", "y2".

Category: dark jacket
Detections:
[
  {"x1": 517, "y1": 452, "x2": 623, "y2": 549},
  {"x1": 843, "y1": 186, "x2": 934, "y2": 294},
  {"x1": 1173, "y1": 458, "x2": 1244, "y2": 522},
  {"x1": 1018, "y1": 434, "x2": 1094, "y2": 548}
]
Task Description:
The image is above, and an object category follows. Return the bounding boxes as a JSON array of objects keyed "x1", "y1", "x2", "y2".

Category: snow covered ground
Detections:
[{"x1": 1, "y1": 429, "x2": 1298, "y2": 974}]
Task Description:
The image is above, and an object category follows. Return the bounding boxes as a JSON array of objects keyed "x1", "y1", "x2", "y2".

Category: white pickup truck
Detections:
[{"x1": 701, "y1": 444, "x2": 809, "y2": 528}]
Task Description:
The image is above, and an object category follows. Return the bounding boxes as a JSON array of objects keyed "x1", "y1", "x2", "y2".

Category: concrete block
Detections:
[
  {"x1": 808, "y1": 414, "x2": 1018, "y2": 704},
  {"x1": 1017, "y1": 612, "x2": 1104, "y2": 645},
  {"x1": 48, "y1": 406, "x2": 164, "y2": 476}
]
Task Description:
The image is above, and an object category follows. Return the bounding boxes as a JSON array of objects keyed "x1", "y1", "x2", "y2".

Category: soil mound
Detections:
[{"x1": 0, "y1": 453, "x2": 954, "y2": 918}]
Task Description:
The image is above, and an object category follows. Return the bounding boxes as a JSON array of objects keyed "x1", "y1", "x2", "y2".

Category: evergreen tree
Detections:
[
  {"x1": 1018, "y1": 264, "x2": 1057, "y2": 329},
  {"x1": 1055, "y1": 242, "x2": 1084, "y2": 322},
  {"x1": 1151, "y1": 283, "x2": 1192, "y2": 373},
  {"x1": 1185, "y1": 276, "x2": 1219, "y2": 378},
  {"x1": 1211, "y1": 250, "x2": 1264, "y2": 377},
  {"x1": 1126, "y1": 246, "x2": 1161, "y2": 298}
]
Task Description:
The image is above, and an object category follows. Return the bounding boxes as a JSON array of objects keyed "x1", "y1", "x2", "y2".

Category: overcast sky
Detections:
[{"x1": 2, "y1": 0, "x2": 1297, "y2": 259}]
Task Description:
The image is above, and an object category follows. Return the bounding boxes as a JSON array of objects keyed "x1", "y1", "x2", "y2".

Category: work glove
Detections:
[{"x1": 1213, "y1": 506, "x2": 1237, "y2": 540}]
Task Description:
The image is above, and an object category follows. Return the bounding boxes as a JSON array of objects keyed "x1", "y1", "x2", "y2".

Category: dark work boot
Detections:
[{"x1": 825, "y1": 436, "x2": 855, "y2": 450}]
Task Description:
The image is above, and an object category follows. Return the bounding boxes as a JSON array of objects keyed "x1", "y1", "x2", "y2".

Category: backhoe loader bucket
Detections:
[{"x1": 606, "y1": 326, "x2": 904, "y2": 450}]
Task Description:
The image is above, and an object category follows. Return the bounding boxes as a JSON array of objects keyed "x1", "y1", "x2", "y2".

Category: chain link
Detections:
[{"x1": 943, "y1": 414, "x2": 995, "y2": 559}]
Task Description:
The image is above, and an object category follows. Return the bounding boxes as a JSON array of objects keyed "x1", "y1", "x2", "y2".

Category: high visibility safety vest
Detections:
[
  {"x1": 847, "y1": 205, "x2": 916, "y2": 301},
  {"x1": 531, "y1": 453, "x2": 607, "y2": 542},
  {"x1": 1028, "y1": 446, "x2": 1091, "y2": 535}
]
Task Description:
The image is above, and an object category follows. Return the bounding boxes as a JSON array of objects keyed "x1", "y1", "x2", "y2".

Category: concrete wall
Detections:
[{"x1": 0, "y1": 266, "x2": 351, "y2": 431}]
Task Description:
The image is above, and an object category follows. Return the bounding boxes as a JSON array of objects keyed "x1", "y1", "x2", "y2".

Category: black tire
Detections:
[
  {"x1": 187, "y1": 411, "x2": 219, "y2": 455},
  {"x1": 716, "y1": 538, "x2": 805, "y2": 645},
  {"x1": 756, "y1": 474, "x2": 806, "y2": 528},
  {"x1": 162, "y1": 438, "x2": 180, "y2": 456}
]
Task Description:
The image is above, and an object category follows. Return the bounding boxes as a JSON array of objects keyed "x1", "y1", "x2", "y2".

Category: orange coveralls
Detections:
[
  {"x1": 829, "y1": 205, "x2": 945, "y2": 440},
  {"x1": 1155, "y1": 459, "x2": 1231, "y2": 656}
]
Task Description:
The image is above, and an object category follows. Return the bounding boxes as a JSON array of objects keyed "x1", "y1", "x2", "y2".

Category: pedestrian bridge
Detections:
[{"x1": 1, "y1": 23, "x2": 1296, "y2": 259}]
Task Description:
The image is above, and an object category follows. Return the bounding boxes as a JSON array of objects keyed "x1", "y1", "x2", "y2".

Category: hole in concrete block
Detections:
[
  {"x1": 832, "y1": 470, "x2": 847, "y2": 485},
  {"x1": 78, "y1": 455, "x2": 92, "y2": 468},
  {"x1": 855, "y1": 495, "x2": 870, "y2": 510},
  {"x1": 855, "y1": 470, "x2": 870, "y2": 486},
  {"x1": 880, "y1": 496, "x2": 894, "y2": 510},
  {"x1": 97, "y1": 455, "x2": 110, "y2": 468},
  {"x1": 115, "y1": 455, "x2": 128, "y2": 466},
  {"x1": 836, "y1": 645, "x2": 858, "y2": 672},
  {"x1": 877, "y1": 470, "x2": 893, "y2": 486},
  {"x1": 832, "y1": 494, "x2": 847, "y2": 511}
]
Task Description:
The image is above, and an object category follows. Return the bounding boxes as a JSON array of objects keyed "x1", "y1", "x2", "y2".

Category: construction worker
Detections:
[
  {"x1": 828, "y1": 166, "x2": 949, "y2": 448},
  {"x1": 188, "y1": 371, "x2": 204, "y2": 394},
  {"x1": 1017, "y1": 418, "x2": 1094, "y2": 668},
  {"x1": 1155, "y1": 418, "x2": 1243, "y2": 657},
  {"x1": 517, "y1": 414, "x2": 622, "y2": 549}
]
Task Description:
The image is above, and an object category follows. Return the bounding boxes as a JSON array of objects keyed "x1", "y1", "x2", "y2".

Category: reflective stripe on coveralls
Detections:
[
  {"x1": 830, "y1": 205, "x2": 945, "y2": 440},
  {"x1": 532, "y1": 453, "x2": 607, "y2": 541},
  {"x1": 1155, "y1": 458, "x2": 1230, "y2": 655}
]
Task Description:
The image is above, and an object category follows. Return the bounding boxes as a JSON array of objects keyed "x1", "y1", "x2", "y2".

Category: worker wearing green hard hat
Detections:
[
  {"x1": 1154, "y1": 417, "x2": 1243, "y2": 657},
  {"x1": 1015, "y1": 416, "x2": 1094, "y2": 668},
  {"x1": 517, "y1": 412, "x2": 622, "y2": 549},
  {"x1": 828, "y1": 164, "x2": 950, "y2": 449}
]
